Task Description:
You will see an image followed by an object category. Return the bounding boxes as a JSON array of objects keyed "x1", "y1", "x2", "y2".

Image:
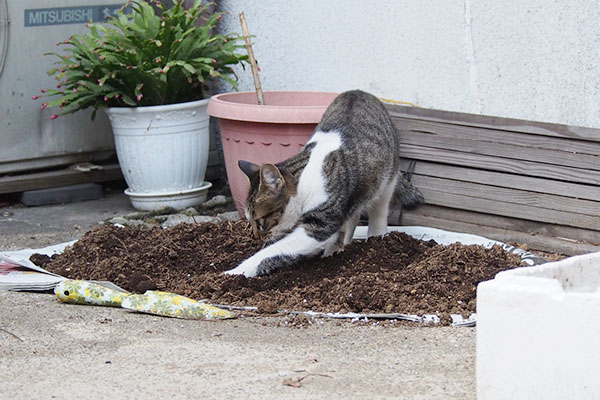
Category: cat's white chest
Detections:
[
  {"x1": 296, "y1": 130, "x2": 342, "y2": 210},
  {"x1": 274, "y1": 130, "x2": 341, "y2": 235}
]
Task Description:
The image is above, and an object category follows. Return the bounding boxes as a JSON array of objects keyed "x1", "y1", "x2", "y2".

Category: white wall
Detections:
[{"x1": 218, "y1": 0, "x2": 600, "y2": 129}]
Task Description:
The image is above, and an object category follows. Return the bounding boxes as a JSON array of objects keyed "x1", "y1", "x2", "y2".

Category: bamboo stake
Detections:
[{"x1": 239, "y1": 12, "x2": 265, "y2": 105}]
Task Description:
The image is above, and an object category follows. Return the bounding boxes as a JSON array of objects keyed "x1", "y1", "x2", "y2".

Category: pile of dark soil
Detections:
[{"x1": 35, "y1": 221, "x2": 524, "y2": 324}]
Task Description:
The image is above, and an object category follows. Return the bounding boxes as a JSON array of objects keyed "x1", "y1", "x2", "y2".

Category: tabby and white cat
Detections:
[{"x1": 225, "y1": 90, "x2": 423, "y2": 277}]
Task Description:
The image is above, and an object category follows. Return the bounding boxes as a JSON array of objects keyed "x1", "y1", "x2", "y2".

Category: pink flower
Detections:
[
  {"x1": 217, "y1": 15, "x2": 222, "y2": 20},
  {"x1": 136, "y1": 94, "x2": 143, "y2": 101},
  {"x1": 50, "y1": 114, "x2": 58, "y2": 120},
  {"x1": 40, "y1": 103, "x2": 47, "y2": 110},
  {"x1": 212, "y1": 59, "x2": 217, "y2": 63},
  {"x1": 156, "y1": 57, "x2": 162, "y2": 63},
  {"x1": 73, "y1": 88, "x2": 78, "y2": 93},
  {"x1": 32, "y1": 95, "x2": 39, "y2": 100},
  {"x1": 115, "y1": 94, "x2": 120, "y2": 99},
  {"x1": 104, "y1": 96, "x2": 109, "y2": 102}
]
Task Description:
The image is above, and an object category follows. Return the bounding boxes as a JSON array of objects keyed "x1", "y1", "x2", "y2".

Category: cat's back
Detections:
[
  {"x1": 279, "y1": 89, "x2": 399, "y2": 174},
  {"x1": 316, "y1": 90, "x2": 397, "y2": 140}
]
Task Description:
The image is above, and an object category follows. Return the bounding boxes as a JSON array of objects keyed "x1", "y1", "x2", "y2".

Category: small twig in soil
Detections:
[
  {"x1": 163, "y1": 237, "x2": 191, "y2": 252},
  {"x1": 111, "y1": 233, "x2": 130, "y2": 256},
  {"x1": 283, "y1": 373, "x2": 333, "y2": 388},
  {"x1": 0, "y1": 327, "x2": 24, "y2": 342},
  {"x1": 413, "y1": 247, "x2": 449, "y2": 267},
  {"x1": 94, "y1": 248, "x2": 100, "y2": 268}
]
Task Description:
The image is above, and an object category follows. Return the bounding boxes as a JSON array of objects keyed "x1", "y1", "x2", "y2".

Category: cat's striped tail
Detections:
[
  {"x1": 390, "y1": 160, "x2": 424, "y2": 212},
  {"x1": 393, "y1": 174, "x2": 424, "y2": 211}
]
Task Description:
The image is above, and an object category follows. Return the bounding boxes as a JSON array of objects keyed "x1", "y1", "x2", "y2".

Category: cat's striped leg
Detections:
[
  {"x1": 323, "y1": 210, "x2": 361, "y2": 257},
  {"x1": 342, "y1": 211, "x2": 361, "y2": 246},
  {"x1": 224, "y1": 226, "x2": 337, "y2": 277}
]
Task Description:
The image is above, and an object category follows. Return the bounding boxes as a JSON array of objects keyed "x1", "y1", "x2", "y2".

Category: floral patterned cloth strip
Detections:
[
  {"x1": 55, "y1": 279, "x2": 127, "y2": 307},
  {"x1": 54, "y1": 279, "x2": 236, "y2": 320},
  {"x1": 121, "y1": 291, "x2": 236, "y2": 320}
]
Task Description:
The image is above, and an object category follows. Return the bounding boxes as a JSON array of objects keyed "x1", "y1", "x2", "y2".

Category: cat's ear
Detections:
[
  {"x1": 238, "y1": 160, "x2": 260, "y2": 181},
  {"x1": 259, "y1": 163, "x2": 284, "y2": 194}
]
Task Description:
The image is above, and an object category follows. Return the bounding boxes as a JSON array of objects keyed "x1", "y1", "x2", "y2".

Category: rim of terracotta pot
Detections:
[
  {"x1": 207, "y1": 91, "x2": 338, "y2": 124},
  {"x1": 105, "y1": 97, "x2": 210, "y2": 114}
]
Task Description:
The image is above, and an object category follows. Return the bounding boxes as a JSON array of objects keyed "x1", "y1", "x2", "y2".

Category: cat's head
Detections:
[{"x1": 239, "y1": 160, "x2": 295, "y2": 240}]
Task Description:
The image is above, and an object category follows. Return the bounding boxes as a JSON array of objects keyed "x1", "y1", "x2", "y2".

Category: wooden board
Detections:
[
  {"x1": 402, "y1": 209, "x2": 599, "y2": 256},
  {"x1": 412, "y1": 174, "x2": 600, "y2": 222},
  {"x1": 399, "y1": 130, "x2": 600, "y2": 171},
  {"x1": 0, "y1": 163, "x2": 123, "y2": 194},
  {"x1": 399, "y1": 144, "x2": 600, "y2": 185},
  {"x1": 399, "y1": 160, "x2": 600, "y2": 202},
  {"x1": 394, "y1": 117, "x2": 600, "y2": 156},
  {"x1": 386, "y1": 104, "x2": 600, "y2": 142},
  {"x1": 402, "y1": 204, "x2": 600, "y2": 246}
]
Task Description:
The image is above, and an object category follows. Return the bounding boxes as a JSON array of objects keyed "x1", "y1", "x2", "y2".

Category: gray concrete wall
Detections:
[{"x1": 218, "y1": 0, "x2": 600, "y2": 129}]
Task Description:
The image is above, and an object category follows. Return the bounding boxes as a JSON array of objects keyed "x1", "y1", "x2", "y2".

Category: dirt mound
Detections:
[{"x1": 37, "y1": 221, "x2": 523, "y2": 324}]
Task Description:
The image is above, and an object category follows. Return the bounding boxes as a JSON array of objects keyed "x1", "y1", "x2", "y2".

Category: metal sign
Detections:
[{"x1": 24, "y1": 4, "x2": 125, "y2": 27}]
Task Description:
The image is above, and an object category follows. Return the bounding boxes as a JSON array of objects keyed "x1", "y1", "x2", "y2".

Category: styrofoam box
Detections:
[{"x1": 477, "y1": 251, "x2": 600, "y2": 400}]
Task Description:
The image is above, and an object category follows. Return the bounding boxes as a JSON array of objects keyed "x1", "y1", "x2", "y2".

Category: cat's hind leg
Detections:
[{"x1": 367, "y1": 177, "x2": 397, "y2": 237}]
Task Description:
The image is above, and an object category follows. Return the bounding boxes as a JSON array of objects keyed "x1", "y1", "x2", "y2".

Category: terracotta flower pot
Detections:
[{"x1": 208, "y1": 91, "x2": 338, "y2": 216}]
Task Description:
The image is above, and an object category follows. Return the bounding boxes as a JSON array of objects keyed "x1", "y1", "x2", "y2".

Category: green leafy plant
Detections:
[{"x1": 34, "y1": 0, "x2": 247, "y2": 119}]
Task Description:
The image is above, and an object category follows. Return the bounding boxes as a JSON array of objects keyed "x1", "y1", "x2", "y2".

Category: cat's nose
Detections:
[{"x1": 251, "y1": 226, "x2": 260, "y2": 238}]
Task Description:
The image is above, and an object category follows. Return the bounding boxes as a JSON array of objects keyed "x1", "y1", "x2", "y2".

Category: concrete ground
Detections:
[{"x1": 0, "y1": 184, "x2": 476, "y2": 399}]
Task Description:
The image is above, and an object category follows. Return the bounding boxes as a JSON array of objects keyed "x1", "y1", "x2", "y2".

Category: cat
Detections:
[{"x1": 224, "y1": 89, "x2": 424, "y2": 277}]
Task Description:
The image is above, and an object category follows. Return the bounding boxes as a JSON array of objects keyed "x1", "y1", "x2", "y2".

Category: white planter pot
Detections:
[{"x1": 105, "y1": 99, "x2": 212, "y2": 211}]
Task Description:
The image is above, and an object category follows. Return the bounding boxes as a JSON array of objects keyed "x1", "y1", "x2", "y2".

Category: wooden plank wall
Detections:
[{"x1": 386, "y1": 104, "x2": 600, "y2": 255}]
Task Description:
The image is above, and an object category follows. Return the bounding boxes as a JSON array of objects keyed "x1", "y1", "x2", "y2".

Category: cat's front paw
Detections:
[{"x1": 224, "y1": 261, "x2": 258, "y2": 278}]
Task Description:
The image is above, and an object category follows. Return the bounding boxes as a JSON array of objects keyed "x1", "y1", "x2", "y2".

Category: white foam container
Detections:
[{"x1": 477, "y1": 251, "x2": 600, "y2": 400}]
